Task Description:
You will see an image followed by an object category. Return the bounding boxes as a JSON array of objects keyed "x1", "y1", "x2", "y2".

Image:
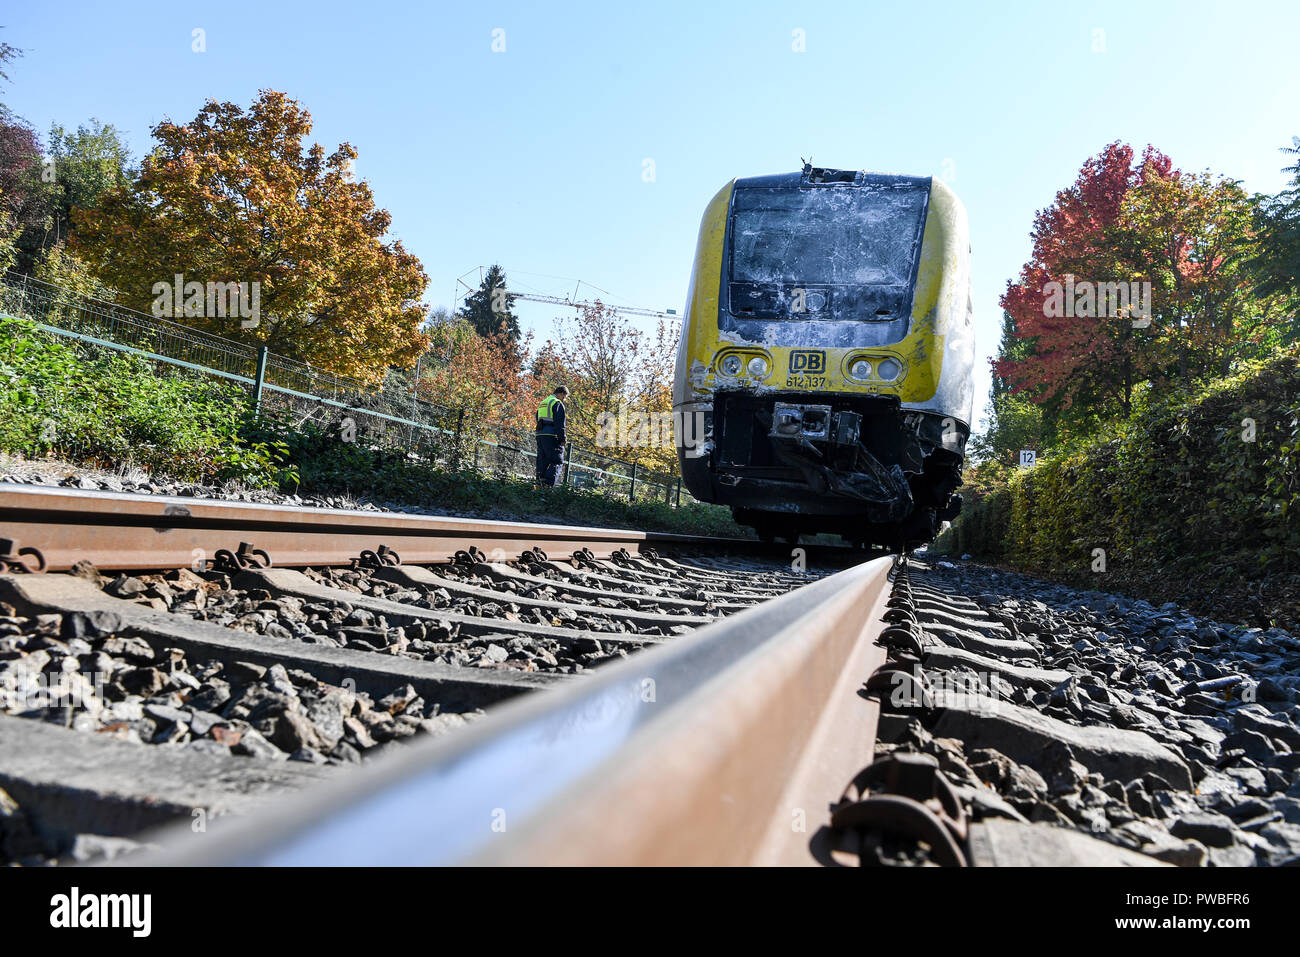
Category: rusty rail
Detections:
[
  {"x1": 134, "y1": 556, "x2": 895, "y2": 865},
  {"x1": 0, "y1": 485, "x2": 726, "y2": 571}
]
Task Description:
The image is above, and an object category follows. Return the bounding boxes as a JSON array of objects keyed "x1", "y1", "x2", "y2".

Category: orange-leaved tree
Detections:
[
  {"x1": 414, "y1": 309, "x2": 540, "y2": 432},
  {"x1": 534, "y1": 301, "x2": 679, "y2": 472},
  {"x1": 74, "y1": 90, "x2": 429, "y2": 383}
]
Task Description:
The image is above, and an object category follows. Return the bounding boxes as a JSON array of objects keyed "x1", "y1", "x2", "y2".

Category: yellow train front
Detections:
[{"x1": 673, "y1": 165, "x2": 975, "y2": 548}]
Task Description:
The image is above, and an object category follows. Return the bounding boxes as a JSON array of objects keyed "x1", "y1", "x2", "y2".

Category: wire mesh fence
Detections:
[{"x1": 1, "y1": 271, "x2": 691, "y2": 505}]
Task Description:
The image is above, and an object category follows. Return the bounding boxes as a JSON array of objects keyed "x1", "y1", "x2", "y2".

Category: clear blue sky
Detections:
[{"x1": 5, "y1": 0, "x2": 1298, "y2": 431}]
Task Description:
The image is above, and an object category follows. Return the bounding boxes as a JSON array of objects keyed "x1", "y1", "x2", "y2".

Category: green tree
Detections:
[
  {"x1": 971, "y1": 313, "x2": 1047, "y2": 462},
  {"x1": 969, "y1": 391, "x2": 1045, "y2": 465},
  {"x1": 0, "y1": 188, "x2": 18, "y2": 274},
  {"x1": 456, "y1": 264, "x2": 521, "y2": 343},
  {"x1": 1250, "y1": 136, "x2": 1300, "y2": 331},
  {"x1": 46, "y1": 119, "x2": 134, "y2": 248}
]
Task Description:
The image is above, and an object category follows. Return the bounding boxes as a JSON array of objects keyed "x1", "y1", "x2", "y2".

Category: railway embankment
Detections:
[
  {"x1": 0, "y1": 314, "x2": 744, "y2": 540},
  {"x1": 935, "y1": 348, "x2": 1300, "y2": 631}
]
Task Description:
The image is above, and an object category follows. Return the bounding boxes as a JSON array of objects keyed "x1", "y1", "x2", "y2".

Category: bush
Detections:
[
  {"x1": 0, "y1": 315, "x2": 293, "y2": 485},
  {"x1": 937, "y1": 346, "x2": 1300, "y2": 624}
]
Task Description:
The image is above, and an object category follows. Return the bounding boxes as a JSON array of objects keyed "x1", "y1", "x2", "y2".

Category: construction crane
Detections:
[
  {"x1": 453, "y1": 267, "x2": 680, "y2": 326},
  {"x1": 508, "y1": 290, "x2": 678, "y2": 321}
]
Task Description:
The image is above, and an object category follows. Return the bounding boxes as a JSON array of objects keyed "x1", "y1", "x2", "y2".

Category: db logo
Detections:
[{"x1": 789, "y1": 351, "x2": 825, "y2": 373}]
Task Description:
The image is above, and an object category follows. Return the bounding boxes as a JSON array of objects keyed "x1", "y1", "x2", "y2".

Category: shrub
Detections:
[
  {"x1": 938, "y1": 345, "x2": 1300, "y2": 622},
  {"x1": 0, "y1": 315, "x2": 293, "y2": 485}
]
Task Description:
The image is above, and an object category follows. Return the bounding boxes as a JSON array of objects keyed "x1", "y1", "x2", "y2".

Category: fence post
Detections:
[
  {"x1": 628, "y1": 462, "x2": 637, "y2": 501},
  {"x1": 454, "y1": 409, "x2": 465, "y2": 468},
  {"x1": 561, "y1": 443, "x2": 572, "y2": 485},
  {"x1": 675, "y1": 477, "x2": 682, "y2": 508},
  {"x1": 252, "y1": 346, "x2": 269, "y2": 416}
]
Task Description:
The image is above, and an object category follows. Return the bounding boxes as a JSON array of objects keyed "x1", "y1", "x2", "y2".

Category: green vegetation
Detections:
[
  {"x1": 239, "y1": 413, "x2": 742, "y2": 536},
  {"x1": 0, "y1": 316, "x2": 293, "y2": 485},
  {"x1": 937, "y1": 348, "x2": 1300, "y2": 625},
  {"x1": 943, "y1": 137, "x2": 1300, "y2": 626},
  {"x1": 979, "y1": 139, "x2": 1300, "y2": 467},
  {"x1": 0, "y1": 50, "x2": 681, "y2": 494},
  {"x1": 0, "y1": 315, "x2": 744, "y2": 538}
]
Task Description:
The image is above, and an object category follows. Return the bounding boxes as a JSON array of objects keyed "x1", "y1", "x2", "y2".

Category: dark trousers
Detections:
[{"x1": 536, "y1": 435, "x2": 563, "y2": 486}]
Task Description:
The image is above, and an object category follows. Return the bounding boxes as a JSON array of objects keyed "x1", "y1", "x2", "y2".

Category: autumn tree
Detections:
[
  {"x1": 413, "y1": 307, "x2": 538, "y2": 432},
  {"x1": 536, "y1": 301, "x2": 678, "y2": 470},
  {"x1": 33, "y1": 240, "x2": 114, "y2": 299},
  {"x1": 456, "y1": 264, "x2": 521, "y2": 343},
  {"x1": 1120, "y1": 167, "x2": 1276, "y2": 380},
  {"x1": 996, "y1": 142, "x2": 1274, "y2": 436},
  {"x1": 997, "y1": 143, "x2": 1168, "y2": 426},
  {"x1": 74, "y1": 90, "x2": 429, "y2": 382},
  {"x1": 0, "y1": 115, "x2": 46, "y2": 273}
]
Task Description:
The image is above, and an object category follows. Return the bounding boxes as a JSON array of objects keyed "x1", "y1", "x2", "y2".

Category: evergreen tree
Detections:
[
  {"x1": 970, "y1": 312, "x2": 1046, "y2": 462},
  {"x1": 1250, "y1": 136, "x2": 1300, "y2": 330},
  {"x1": 457, "y1": 263, "x2": 521, "y2": 342}
]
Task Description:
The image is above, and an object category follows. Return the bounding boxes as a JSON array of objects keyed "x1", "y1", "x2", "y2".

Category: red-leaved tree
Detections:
[{"x1": 996, "y1": 142, "x2": 1174, "y2": 424}]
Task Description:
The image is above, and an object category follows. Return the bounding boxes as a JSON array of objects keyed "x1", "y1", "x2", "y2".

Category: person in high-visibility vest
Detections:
[{"x1": 535, "y1": 386, "x2": 569, "y2": 486}]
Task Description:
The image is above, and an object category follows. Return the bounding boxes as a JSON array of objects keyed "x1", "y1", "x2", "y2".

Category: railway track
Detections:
[
  {"x1": 2, "y1": 485, "x2": 1296, "y2": 866},
  {"x1": 0, "y1": 486, "x2": 852, "y2": 864}
]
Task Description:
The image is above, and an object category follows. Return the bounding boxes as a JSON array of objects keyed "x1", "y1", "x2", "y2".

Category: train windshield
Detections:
[{"x1": 730, "y1": 186, "x2": 927, "y2": 287}]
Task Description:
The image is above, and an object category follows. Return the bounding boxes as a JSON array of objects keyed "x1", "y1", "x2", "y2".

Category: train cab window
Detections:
[{"x1": 726, "y1": 185, "x2": 927, "y2": 326}]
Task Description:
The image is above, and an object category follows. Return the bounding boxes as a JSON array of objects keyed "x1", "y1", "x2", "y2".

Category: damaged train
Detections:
[{"x1": 672, "y1": 164, "x2": 975, "y2": 548}]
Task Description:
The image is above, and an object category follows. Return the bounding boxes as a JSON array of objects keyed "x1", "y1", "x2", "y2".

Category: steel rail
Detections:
[
  {"x1": 134, "y1": 555, "x2": 892, "y2": 866},
  {"x1": 0, "y1": 485, "x2": 730, "y2": 571}
]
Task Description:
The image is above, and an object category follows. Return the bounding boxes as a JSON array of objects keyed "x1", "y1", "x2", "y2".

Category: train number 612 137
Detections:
[{"x1": 785, "y1": 375, "x2": 827, "y2": 389}]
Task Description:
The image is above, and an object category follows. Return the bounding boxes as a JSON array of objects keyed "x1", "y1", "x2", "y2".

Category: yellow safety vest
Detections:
[{"x1": 537, "y1": 395, "x2": 560, "y2": 429}]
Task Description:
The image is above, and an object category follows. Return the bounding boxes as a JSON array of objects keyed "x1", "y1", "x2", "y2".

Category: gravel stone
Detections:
[
  {"x1": 1169, "y1": 811, "x2": 1238, "y2": 848},
  {"x1": 876, "y1": 556, "x2": 1300, "y2": 867}
]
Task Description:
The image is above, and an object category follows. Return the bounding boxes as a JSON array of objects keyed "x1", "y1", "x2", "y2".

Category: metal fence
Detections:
[{"x1": 0, "y1": 271, "x2": 690, "y2": 505}]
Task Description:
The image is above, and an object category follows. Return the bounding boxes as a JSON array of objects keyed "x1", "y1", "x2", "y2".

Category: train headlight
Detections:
[
  {"x1": 849, "y1": 359, "x2": 872, "y2": 381},
  {"x1": 720, "y1": 354, "x2": 743, "y2": 377},
  {"x1": 747, "y1": 355, "x2": 769, "y2": 378},
  {"x1": 876, "y1": 358, "x2": 901, "y2": 382}
]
